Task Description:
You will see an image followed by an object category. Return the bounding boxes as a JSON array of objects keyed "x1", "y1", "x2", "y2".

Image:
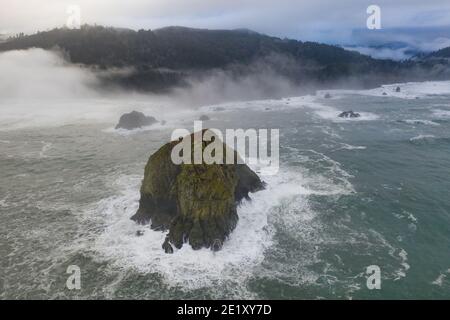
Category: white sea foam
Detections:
[
  {"x1": 409, "y1": 134, "x2": 436, "y2": 143},
  {"x1": 432, "y1": 274, "x2": 446, "y2": 286},
  {"x1": 394, "y1": 249, "x2": 410, "y2": 280},
  {"x1": 405, "y1": 212, "x2": 418, "y2": 224},
  {"x1": 337, "y1": 143, "x2": 367, "y2": 151},
  {"x1": 39, "y1": 141, "x2": 53, "y2": 158},
  {"x1": 198, "y1": 97, "x2": 302, "y2": 113},
  {"x1": 319, "y1": 110, "x2": 379, "y2": 122},
  {"x1": 198, "y1": 95, "x2": 351, "y2": 120},
  {"x1": 285, "y1": 95, "x2": 379, "y2": 122},
  {"x1": 432, "y1": 109, "x2": 450, "y2": 118},
  {"x1": 432, "y1": 269, "x2": 450, "y2": 286},
  {"x1": 232, "y1": 94, "x2": 380, "y2": 122},
  {"x1": 104, "y1": 122, "x2": 171, "y2": 136},
  {"x1": 320, "y1": 81, "x2": 450, "y2": 100},
  {"x1": 0, "y1": 198, "x2": 7, "y2": 207},
  {"x1": 402, "y1": 119, "x2": 440, "y2": 126}
]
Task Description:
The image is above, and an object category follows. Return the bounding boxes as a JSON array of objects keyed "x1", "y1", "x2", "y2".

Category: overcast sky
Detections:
[{"x1": 1, "y1": 0, "x2": 450, "y2": 44}]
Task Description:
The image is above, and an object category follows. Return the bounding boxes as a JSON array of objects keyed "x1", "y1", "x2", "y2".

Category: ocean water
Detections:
[{"x1": 1, "y1": 81, "x2": 450, "y2": 299}]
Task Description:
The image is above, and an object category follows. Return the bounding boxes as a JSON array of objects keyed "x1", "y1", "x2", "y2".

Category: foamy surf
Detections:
[
  {"x1": 432, "y1": 108, "x2": 450, "y2": 118},
  {"x1": 394, "y1": 249, "x2": 410, "y2": 281},
  {"x1": 336, "y1": 143, "x2": 367, "y2": 151},
  {"x1": 86, "y1": 173, "x2": 274, "y2": 294},
  {"x1": 318, "y1": 81, "x2": 450, "y2": 100},
  {"x1": 103, "y1": 122, "x2": 171, "y2": 136},
  {"x1": 198, "y1": 95, "x2": 335, "y2": 116},
  {"x1": 82, "y1": 155, "x2": 358, "y2": 297},
  {"x1": 283, "y1": 95, "x2": 379, "y2": 122},
  {"x1": 401, "y1": 119, "x2": 440, "y2": 126},
  {"x1": 39, "y1": 141, "x2": 53, "y2": 158},
  {"x1": 432, "y1": 269, "x2": 450, "y2": 286},
  {"x1": 409, "y1": 134, "x2": 436, "y2": 143},
  {"x1": 315, "y1": 110, "x2": 379, "y2": 122},
  {"x1": 0, "y1": 198, "x2": 8, "y2": 207}
]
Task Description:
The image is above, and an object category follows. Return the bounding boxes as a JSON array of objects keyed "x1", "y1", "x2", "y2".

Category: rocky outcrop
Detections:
[
  {"x1": 131, "y1": 130, "x2": 265, "y2": 252},
  {"x1": 338, "y1": 110, "x2": 360, "y2": 118},
  {"x1": 115, "y1": 110, "x2": 158, "y2": 130}
]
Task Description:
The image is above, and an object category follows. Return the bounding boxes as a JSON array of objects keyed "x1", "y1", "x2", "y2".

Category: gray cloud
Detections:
[{"x1": 345, "y1": 25, "x2": 450, "y2": 60}]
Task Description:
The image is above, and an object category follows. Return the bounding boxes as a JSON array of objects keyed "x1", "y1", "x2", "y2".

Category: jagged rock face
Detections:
[
  {"x1": 131, "y1": 131, "x2": 264, "y2": 252},
  {"x1": 115, "y1": 110, "x2": 158, "y2": 130}
]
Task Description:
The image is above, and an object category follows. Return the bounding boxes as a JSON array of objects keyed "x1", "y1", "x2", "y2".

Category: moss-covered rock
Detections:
[{"x1": 131, "y1": 130, "x2": 264, "y2": 252}]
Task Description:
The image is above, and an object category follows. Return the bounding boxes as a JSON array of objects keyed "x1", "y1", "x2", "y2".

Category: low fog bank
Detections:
[
  {"x1": 172, "y1": 70, "x2": 300, "y2": 106},
  {"x1": 1, "y1": 47, "x2": 446, "y2": 129},
  {"x1": 0, "y1": 48, "x2": 176, "y2": 129},
  {"x1": 166, "y1": 52, "x2": 402, "y2": 106},
  {"x1": 0, "y1": 48, "x2": 308, "y2": 105},
  {"x1": 0, "y1": 48, "x2": 101, "y2": 100},
  {"x1": 0, "y1": 48, "x2": 312, "y2": 124},
  {"x1": 170, "y1": 54, "x2": 316, "y2": 106}
]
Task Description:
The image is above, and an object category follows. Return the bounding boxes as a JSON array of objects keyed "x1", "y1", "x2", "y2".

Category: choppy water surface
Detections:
[{"x1": 1, "y1": 82, "x2": 450, "y2": 299}]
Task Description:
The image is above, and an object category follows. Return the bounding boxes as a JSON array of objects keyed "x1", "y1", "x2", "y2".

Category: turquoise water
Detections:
[{"x1": 1, "y1": 89, "x2": 450, "y2": 299}]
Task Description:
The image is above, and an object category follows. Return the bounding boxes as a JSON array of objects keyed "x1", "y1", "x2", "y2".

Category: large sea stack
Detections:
[{"x1": 131, "y1": 130, "x2": 265, "y2": 253}]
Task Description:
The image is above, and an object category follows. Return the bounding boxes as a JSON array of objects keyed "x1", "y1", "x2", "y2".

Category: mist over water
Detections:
[
  {"x1": 0, "y1": 49, "x2": 307, "y2": 130},
  {"x1": 1, "y1": 49, "x2": 450, "y2": 299},
  {"x1": 0, "y1": 49, "x2": 101, "y2": 100}
]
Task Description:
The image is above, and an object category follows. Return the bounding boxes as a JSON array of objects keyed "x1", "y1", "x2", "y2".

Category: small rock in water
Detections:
[
  {"x1": 211, "y1": 239, "x2": 223, "y2": 252},
  {"x1": 136, "y1": 230, "x2": 145, "y2": 237},
  {"x1": 324, "y1": 93, "x2": 332, "y2": 99},
  {"x1": 199, "y1": 115, "x2": 210, "y2": 121},
  {"x1": 338, "y1": 111, "x2": 361, "y2": 118},
  {"x1": 382, "y1": 92, "x2": 387, "y2": 96},
  {"x1": 395, "y1": 86, "x2": 401, "y2": 93},
  {"x1": 115, "y1": 111, "x2": 158, "y2": 130},
  {"x1": 162, "y1": 237, "x2": 174, "y2": 254}
]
